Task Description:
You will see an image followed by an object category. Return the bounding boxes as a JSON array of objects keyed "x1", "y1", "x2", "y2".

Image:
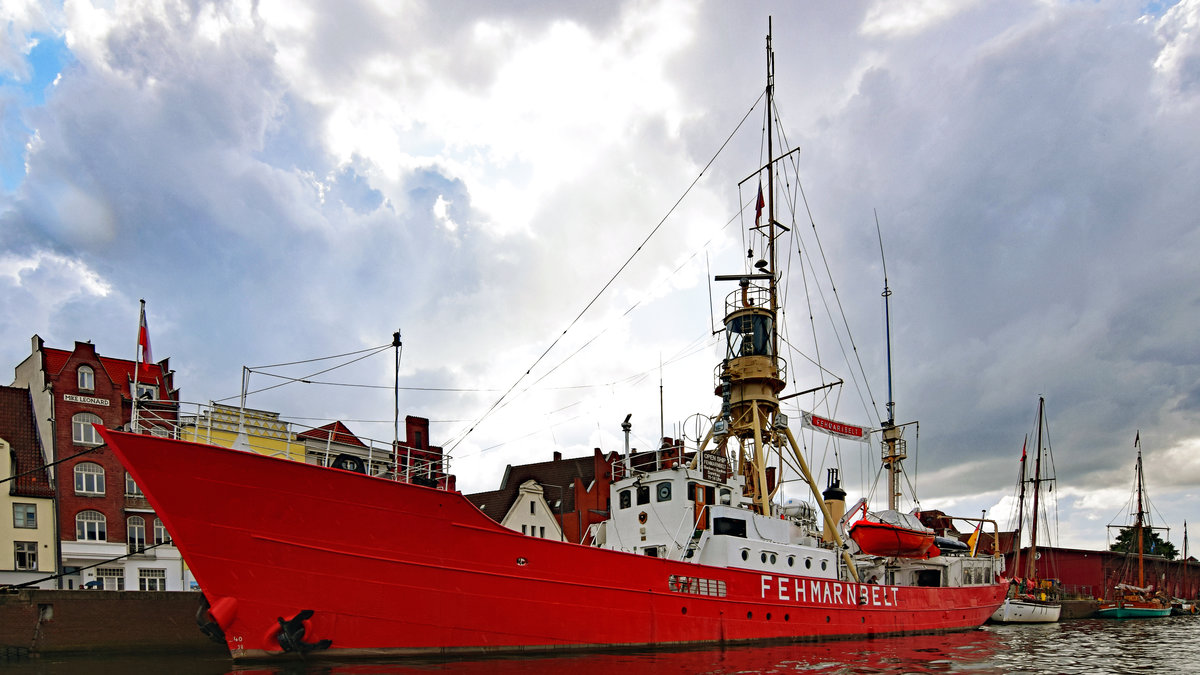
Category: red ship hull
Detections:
[{"x1": 99, "y1": 428, "x2": 1005, "y2": 659}]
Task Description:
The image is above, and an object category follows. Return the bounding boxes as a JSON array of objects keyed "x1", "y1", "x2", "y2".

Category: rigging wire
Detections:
[{"x1": 445, "y1": 91, "x2": 767, "y2": 454}]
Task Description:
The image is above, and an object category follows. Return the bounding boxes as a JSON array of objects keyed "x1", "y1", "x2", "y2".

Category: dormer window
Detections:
[
  {"x1": 134, "y1": 383, "x2": 158, "y2": 401},
  {"x1": 77, "y1": 366, "x2": 94, "y2": 391}
]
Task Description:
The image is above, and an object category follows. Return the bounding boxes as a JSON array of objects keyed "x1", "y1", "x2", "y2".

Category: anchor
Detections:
[{"x1": 275, "y1": 609, "x2": 332, "y2": 654}]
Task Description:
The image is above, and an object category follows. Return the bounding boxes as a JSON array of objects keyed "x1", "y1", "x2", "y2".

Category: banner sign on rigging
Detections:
[{"x1": 801, "y1": 411, "x2": 870, "y2": 443}]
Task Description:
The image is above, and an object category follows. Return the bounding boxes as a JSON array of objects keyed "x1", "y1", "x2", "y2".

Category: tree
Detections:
[{"x1": 1110, "y1": 527, "x2": 1177, "y2": 560}]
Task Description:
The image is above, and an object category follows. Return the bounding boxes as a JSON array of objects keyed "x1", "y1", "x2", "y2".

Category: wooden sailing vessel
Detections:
[
  {"x1": 1095, "y1": 432, "x2": 1171, "y2": 619},
  {"x1": 991, "y1": 397, "x2": 1061, "y2": 623}
]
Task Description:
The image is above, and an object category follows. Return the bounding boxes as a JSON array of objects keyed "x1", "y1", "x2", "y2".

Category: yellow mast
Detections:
[{"x1": 710, "y1": 19, "x2": 858, "y2": 581}]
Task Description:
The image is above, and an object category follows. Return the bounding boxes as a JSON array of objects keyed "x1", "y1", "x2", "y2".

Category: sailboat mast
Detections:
[
  {"x1": 1012, "y1": 434, "x2": 1029, "y2": 580},
  {"x1": 1028, "y1": 397, "x2": 1045, "y2": 580},
  {"x1": 1135, "y1": 433, "x2": 1146, "y2": 588}
]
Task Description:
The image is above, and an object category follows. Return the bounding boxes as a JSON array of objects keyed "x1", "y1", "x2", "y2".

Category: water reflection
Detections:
[{"x1": 4, "y1": 617, "x2": 1195, "y2": 675}]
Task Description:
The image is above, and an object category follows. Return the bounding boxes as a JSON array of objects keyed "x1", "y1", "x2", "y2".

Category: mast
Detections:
[
  {"x1": 1012, "y1": 434, "x2": 1029, "y2": 580},
  {"x1": 1028, "y1": 397, "x2": 1045, "y2": 580},
  {"x1": 1135, "y1": 432, "x2": 1145, "y2": 588},
  {"x1": 875, "y1": 215, "x2": 904, "y2": 511}
]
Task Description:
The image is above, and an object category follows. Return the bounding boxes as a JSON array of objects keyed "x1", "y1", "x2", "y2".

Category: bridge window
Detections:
[
  {"x1": 656, "y1": 482, "x2": 672, "y2": 502},
  {"x1": 619, "y1": 489, "x2": 631, "y2": 509}
]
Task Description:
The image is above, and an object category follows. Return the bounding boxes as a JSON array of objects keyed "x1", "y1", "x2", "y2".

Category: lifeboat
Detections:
[{"x1": 849, "y1": 509, "x2": 937, "y2": 558}]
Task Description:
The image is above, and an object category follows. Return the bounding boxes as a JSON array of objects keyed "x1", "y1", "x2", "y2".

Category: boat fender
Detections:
[
  {"x1": 194, "y1": 594, "x2": 227, "y2": 645},
  {"x1": 1192, "y1": 604, "x2": 1198, "y2": 615},
  {"x1": 275, "y1": 609, "x2": 332, "y2": 654}
]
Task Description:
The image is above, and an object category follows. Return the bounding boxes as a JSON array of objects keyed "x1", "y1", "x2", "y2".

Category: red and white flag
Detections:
[{"x1": 138, "y1": 299, "x2": 153, "y2": 374}]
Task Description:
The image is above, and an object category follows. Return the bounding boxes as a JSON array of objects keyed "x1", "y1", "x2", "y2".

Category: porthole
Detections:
[
  {"x1": 682, "y1": 607, "x2": 688, "y2": 615},
  {"x1": 770, "y1": 553, "x2": 777, "y2": 564},
  {"x1": 760, "y1": 552, "x2": 768, "y2": 563},
  {"x1": 766, "y1": 613, "x2": 772, "y2": 620},
  {"x1": 741, "y1": 550, "x2": 749, "y2": 561},
  {"x1": 820, "y1": 560, "x2": 827, "y2": 571},
  {"x1": 785, "y1": 614, "x2": 790, "y2": 622},
  {"x1": 747, "y1": 611, "x2": 753, "y2": 619},
  {"x1": 826, "y1": 616, "x2": 831, "y2": 623},
  {"x1": 787, "y1": 556, "x2": 795, "y2": 567},
  {"x1": 805, "y1": 558, "x2": 812, "y2": 569}
]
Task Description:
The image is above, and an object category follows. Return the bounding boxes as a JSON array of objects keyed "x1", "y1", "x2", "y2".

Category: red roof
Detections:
[
  {"x1": 297, "y1": 421, "x2": 368, "y2": 448},
  {"x1": 0, "y1": 385, "x2": 54, "y2": 498},
  {"x1": 43, "y1": 345, "x2": 168, "y2": 388}
]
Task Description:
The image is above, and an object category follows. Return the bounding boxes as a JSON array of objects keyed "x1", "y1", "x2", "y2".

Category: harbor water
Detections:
[{"x1": 2, "y1": 617, "x2": 1196, "y2": 674}]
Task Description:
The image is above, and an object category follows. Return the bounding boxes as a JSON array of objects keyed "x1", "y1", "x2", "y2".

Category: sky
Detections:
[{"x1": 2, "y1": 0, "x2": 1199, "y2": 553}]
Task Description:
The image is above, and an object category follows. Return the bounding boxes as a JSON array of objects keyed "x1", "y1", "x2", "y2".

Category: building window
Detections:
[
  {"x1": 125, "y1": 472, "x2": 143, "y2": 496},
  {"x1": 96, "y1": 567, "x2": 124, "y2": 590},
  {"x1": 133, "y1": 382, "x2": 157, "y2": 401},
  {"x1": 74, "y1": 462, "x2": 105, "y2": 495},
  {"x1": 127, "y1": 516, "x2": 146, "y2": 554},
  {"x1": 13, "y1": 503, "x2": 37, "y2": 529},
  {"x1": 76, "y1": 510, "x2": 107, "y2": 541},
  {"x1": 530, "y1": 500, "x2": 536, "y2": 515},
  {"x1": 153, "y1": 518, "x2": 169, "y2": 545},
  {"x1": 540, "y1": 526, "x2": 546, "y2": 538},
  {"x1": 15, "y1": 542, "x2": 37, "y2": 570},
  {"x1": 77, "y1": 366, "x2": 95, "y2": 391},
  {"x1": 72, "y1": 413, "x2": 104, "y2": 446},
  {"x1": 139, "y1": 568, "x2": 167, "y2": 591},
  {"x1": 521, "y1": 524, "x2": 527, "y2": 535}
]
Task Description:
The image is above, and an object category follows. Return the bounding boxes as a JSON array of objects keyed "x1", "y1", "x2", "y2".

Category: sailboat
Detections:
[
  {"x1": 1095, "y1": 432, "x2": 1171, "y2": 619},
  {"x1": 94, "y1": 24, "x2": 1006, "y2": 660},
  {"x1": 990, "y1": 397, "x2": 1061, "y2": 623},
  {"x1": 1170, "y1": 522, "x2": 1198, "y2": 615}
]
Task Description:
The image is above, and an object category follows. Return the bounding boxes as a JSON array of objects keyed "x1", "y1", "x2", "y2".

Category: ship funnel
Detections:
[{"x1": 822, "y1": 468, "x2": 847, "y2": 544}]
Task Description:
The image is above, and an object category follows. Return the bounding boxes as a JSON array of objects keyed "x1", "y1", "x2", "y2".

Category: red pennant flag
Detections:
[
  {"x1": 754, "y1": 182, "x2": 765, "y2": 228},
  {"x1": 138, "y1": 300, "x2": 153, "y2": 374}
]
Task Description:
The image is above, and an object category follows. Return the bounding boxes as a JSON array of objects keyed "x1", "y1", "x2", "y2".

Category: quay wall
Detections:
[{"x1": 0, "y1": 589, "x2": 226, "y2": 655}]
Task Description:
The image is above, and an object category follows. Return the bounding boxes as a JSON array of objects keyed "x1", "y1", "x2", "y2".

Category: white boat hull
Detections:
[{"x1": 990, "y1": 598, "x2": 1061, "y2": 623}]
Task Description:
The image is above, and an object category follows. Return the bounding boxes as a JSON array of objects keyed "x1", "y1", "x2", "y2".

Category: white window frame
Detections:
[
  {"x1": 77, "y1": 365, "x2": 94, "y2": 391},
  {"x1": 74, "y1": 462, "x2": 105, "y2": 495},
  {"x1": 125, "y1": 472, "x2": 143, "y2": 496},
  {"x1": 127, "y1": 515, "x2": 146, "y2": 554},
  {"x1": 139, "y1": 568, "x2": 167, "y2": 591},
  {"x1": 72, "y1": 413, "x2": 104, "y2": 446},
  {"x1": 76, "y1": 510, "x2": 107, "y2": 541},
  {"x1": 133, "y1": 382, "x2": 158, "y2": 401},
  {"x1": 13, "y1": 503, "x2": 37, "y2": 529},
  {"x1": 153, "y1": 518, "x2": 169, "y2": 545},
  {"x1": 96, "y1": 566, "x2": 124, "y2": 590},
  {"x1": 15, "y1": 541, "x2": 37, "y2": 570}
]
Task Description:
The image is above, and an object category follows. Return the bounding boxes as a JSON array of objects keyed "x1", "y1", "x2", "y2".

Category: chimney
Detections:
[{"x1": 553, "y1": 451, "x2": 562, "y2": 462}]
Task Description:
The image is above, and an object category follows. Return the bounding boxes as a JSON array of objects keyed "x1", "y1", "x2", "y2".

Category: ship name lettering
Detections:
[{"x1": 761, "y1": 575, "x2": 900, "y2": 608}]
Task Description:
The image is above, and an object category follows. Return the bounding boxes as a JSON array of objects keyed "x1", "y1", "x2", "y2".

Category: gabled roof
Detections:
[
  {"x1": 0, "y1": 385, "x2": 54, "y2": 498},
  {"x1": 43, "y1": 345, "x2": 168, "y2": 388},
  {"x1": 297, "y1": 421, "x2": 368, "y2": 448},
  {"x1": 465, "y1": 450, "x2": 618, "y2": 519}
]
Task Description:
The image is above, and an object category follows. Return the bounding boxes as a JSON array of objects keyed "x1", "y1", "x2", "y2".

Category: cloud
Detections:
[{"x1": 1, "y1": 1, "x2": 1199, "y2": 549}]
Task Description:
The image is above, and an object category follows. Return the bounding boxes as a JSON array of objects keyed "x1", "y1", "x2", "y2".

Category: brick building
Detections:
[
  {"x1": 467, "y1": 447, "x2": 622, "y2": 544},
  {"x1": 0, "y1": 385, "x2": 56, "y2": 588},
  {"x1": 11, "y1": 336, "x2": 187, "y2": 590}
]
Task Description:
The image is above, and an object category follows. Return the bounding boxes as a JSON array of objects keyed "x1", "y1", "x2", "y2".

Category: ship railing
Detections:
[
  {"x1": 137, "y1": 400, "x2": 456, "y2": 490},
  {"x1": 722, "y1": 283, "x2": 773, "y2": 316},
  {"x1": 669, "y1": 504, "x2": 712, "y2": 561},
  {"x1": 712, "y1": 357, "x2": 787, "y2": 391}
]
